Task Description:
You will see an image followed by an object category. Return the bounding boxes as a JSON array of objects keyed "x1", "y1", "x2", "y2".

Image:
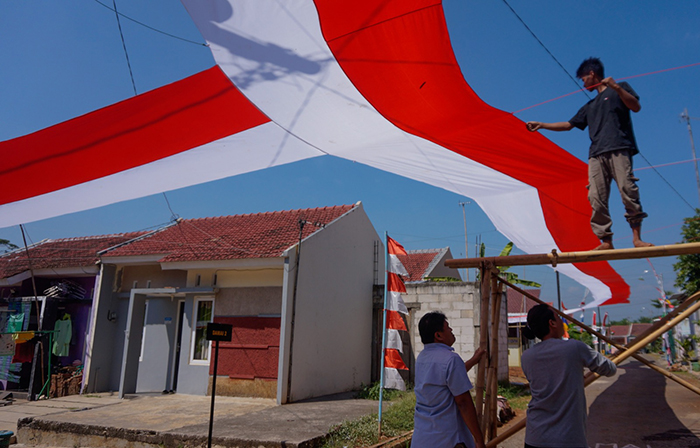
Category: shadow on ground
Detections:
[{"x1": 587, "y1": 360, "x2": 700, "y2": 448}]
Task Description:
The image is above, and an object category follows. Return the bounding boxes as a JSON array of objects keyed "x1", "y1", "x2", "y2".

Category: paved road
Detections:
[{"x1": 496, "y1": 358, "x2": 700, "y2": 448}]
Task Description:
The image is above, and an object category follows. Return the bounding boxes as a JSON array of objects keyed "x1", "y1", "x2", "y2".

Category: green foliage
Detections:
[
  {"x1": 476, "y1": 242, "x2": 542, "y2": 288},
  {"x1": 497, "y1": 381, "x2": 531, "y2": 411},
  {"x1": 568, "y1": 326, "x2": 593, "y2": 347},
  {"x1": 609, "y1": 318, "x2": 631, "y2": 326},
  {"x1": 423, "y1": 276, "x2": 462, "y2": 282},
  {"x1": 323, "y1": 392, "x2": 416, "y2": 448},
  {"x1": 676, "y1": 335, "x2": 698, "y2": 362},
  {"x1": 356, "y1": 382, "x2": 408, "y2": 401},
  {"x1": 0, "y1": 238, "x2": 17, "y2": 253},
  {"x1": 637, "y1": 316, "x2": 653, "y2": 324},
  {"x1": 674, "y1": 209, "x2": 700, "y2": 295}
]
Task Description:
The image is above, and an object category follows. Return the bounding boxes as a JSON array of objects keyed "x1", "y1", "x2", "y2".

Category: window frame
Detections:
[{"x1": 189, "y1": 296, "x2": 215, "y2": 365}]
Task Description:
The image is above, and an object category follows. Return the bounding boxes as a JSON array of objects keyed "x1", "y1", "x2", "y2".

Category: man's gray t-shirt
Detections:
[
  {"x1": 521, "y1": 338, "x2": 616, "y2": 448},
  {"x1": 569, "y1": 81, "x2": 639, "y2": 158}
]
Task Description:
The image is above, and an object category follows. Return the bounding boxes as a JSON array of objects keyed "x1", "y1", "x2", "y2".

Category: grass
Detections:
[
  {"x1": 322, "y1": 381, "x2": 531, "y2": 447},
  {"x1": 497, "y1": 382, "x2": 531, "y2": 411},
  {"x1": 322, "y1": 385, "x2": 415, "y2": 448}
]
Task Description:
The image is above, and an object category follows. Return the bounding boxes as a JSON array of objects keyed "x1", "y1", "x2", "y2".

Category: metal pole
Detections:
[
  {"x1": 207, "y1": 340, "x2": 219, "y2": 448},
  {"x1": 681, "y1": 108, "x2": 700, "y2": 205}
]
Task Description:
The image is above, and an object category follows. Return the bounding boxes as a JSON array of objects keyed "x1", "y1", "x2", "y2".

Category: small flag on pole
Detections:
[{"x1": 382, "y1": 236, "x2": 409, "y2": 391}]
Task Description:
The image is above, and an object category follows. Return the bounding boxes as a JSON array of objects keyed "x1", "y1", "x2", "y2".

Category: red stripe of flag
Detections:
[{"x1": 384, "y1": 348, "x2": 408, "y2": 370}]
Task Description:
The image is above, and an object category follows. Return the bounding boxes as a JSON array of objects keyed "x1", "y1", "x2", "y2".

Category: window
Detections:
[{"x1": 190, "y1": 298, "x2": 214, "y2": 363}]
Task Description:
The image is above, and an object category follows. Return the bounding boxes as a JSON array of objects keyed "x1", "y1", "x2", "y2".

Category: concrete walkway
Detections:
[{"x1": 11, "y1": 391, "x2": 379, "y2": 448}]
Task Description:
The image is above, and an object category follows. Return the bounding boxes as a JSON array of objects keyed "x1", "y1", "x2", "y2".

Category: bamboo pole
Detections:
[
  {"x1": 475, "y1": 262, "x2": 490, "y2": 425},
  {"x1": 502, "y1": 279, "x2": 700, "y2": 396},
  {"x1": 481, "y1": 273, "x2": 498, "y2": 437},
  {"x1": 489, "y1": 274, "x2": 503, "y2": 439},
  {"x1": 446, "y1": 242, "x2": 700, "y2": 269},
  {"x1": 485, "y1": 285, "x2": 700, "y2": 448}
]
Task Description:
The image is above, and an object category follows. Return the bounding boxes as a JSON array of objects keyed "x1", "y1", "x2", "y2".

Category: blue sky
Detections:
[{"x1": 1, "y1": 1, "x2": 699, "y2": 322}]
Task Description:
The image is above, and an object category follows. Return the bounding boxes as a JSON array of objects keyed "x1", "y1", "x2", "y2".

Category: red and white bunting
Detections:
[{"x1": 383, "y1": 236, "x2": 410, "y2": 390}]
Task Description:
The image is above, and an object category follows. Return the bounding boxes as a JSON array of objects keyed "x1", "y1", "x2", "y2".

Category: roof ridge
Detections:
[{"x1": 179, "y1": 204, "x2": 356, "y2": 223}]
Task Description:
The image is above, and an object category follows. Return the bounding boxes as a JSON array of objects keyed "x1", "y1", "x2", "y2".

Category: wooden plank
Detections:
[{"x1": 445, "y1": 242, "x2": 700, "y2": 269}]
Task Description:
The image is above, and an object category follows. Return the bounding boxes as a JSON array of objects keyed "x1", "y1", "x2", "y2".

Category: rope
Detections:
[
  {"x1": 92, "y1": 0, "x2": 207, "y2": 47},
  {"x1": 512, "y1": 62, "x2": 700, "y2": 114},
  {"x1": 112, "y1": 0, "x2": 137, "y2": 96},
  {"x1": 500, "y1": 0, "x2": 590, "y2": 100}
]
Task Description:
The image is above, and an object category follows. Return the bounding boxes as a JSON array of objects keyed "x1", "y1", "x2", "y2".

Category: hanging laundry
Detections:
[
  {"x1": 12, "y1": 331, "x2": 34, "y2": 343},
  {"x1": 7, "y1": 313, "x2": 24, "y2": 333},
  {"x1": 0, "y1": 334, "x2": 14, "y2": 356},
  {"x1": 53, "y1": 317, "x2": 72, "y2": 357}
]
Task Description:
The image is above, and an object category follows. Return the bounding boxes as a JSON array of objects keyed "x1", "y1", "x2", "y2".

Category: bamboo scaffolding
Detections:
[
  {"x1": 488, "y1": 275, "x2": 502, "y2": 439},
  {"x1": 446, "y1": 241, "x2": 700, "y2": 269},
  {"x1": 475, "y1": 262, "x2": 491, "y2": 425},
  {"x1": 502, "y1": 279, "x2": 700, "y2": 395},
  {"x1": 484, "y1": 283, "x2": 700, "y2": 448}
]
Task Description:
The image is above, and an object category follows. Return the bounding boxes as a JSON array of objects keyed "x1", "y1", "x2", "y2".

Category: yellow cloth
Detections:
[{"x1": 12, "y1": 331, "x2": 34, "y2": 343}]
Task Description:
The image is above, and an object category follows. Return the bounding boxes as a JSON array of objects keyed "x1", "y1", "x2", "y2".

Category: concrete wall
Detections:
[
  {"x1": 216, "y1": 287, "x2": 283, "y2": 316},
  {"x1": 406, "y1": 282, "x2": 508, "y2": 383},
  {"x1": 188, "y1": 268, "x2": 284, "y2": 288},
  {"x1": 278, "y1": 204, "x2": 379, "y2": 403},
  {"x1": 120, "y1": 265, "x2": 186, "y2": 291},
  {"x1": 136, "y1": 297, "x2": 179, "y2": 393},
  {"x1": 84, "y1": 264, "x2": 123, "y2": 393}
]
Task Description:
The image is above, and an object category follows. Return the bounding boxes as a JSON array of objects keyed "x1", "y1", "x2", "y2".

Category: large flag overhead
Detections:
[{"x1": 0, "y1": 0, "x2": 628, "y2": 308}]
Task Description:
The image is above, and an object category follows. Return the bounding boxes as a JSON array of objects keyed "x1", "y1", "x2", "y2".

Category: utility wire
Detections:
[
  {"x1": 637, "y1": 151, "x2": 695, "y2": 212},
  {"x1": 112, "y1": 0, "x2": 137, "y2": 96},
  {"x1": 500, "y1": 0, "x2": 590, "y2": 100},
  {"x1": 92, "y1": 0, "x2": 207, "y2": 47}
]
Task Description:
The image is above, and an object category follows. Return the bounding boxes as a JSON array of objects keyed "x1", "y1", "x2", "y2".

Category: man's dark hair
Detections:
[
  {"x1": 523, "y1": 304, "x2": 556, "y2": 340},
  {"x1": 419, "y1": 311, "x2": 447, "y2": 344},
  {"x1": 576, "y1": 57, "x2": 605, "y2": 79}
]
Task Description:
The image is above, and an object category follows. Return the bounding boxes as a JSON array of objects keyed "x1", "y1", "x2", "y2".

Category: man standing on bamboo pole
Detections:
[
  {"x1": 413, "y1": 312, "x2": 485, "y2": 448},
  {"x1": 522, "y1": 305, "x2": 616, "y2": 448},
  {"x1": 526, "y1": 57, "x2": 652, "y2": 250}
]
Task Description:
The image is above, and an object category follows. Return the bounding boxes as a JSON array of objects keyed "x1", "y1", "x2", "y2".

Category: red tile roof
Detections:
[
  {"x1": 100, "y1": 204, "x2": 357, "y2": 262},
  {"x1": 507, "y1": 288, "x2": 541, "y2": 314},
  {"x1": 398, "y1": 250, "x2": 441, "y2": 282},
  {"x1": 0, "y1": 233, "x2": 146, "y2": 279},
  {"x1": 630, "y1": 323, "x2": 653, "y2": 337},
  {"x1": 609, "y1": 325, "x2": 631, "y2": 338}
]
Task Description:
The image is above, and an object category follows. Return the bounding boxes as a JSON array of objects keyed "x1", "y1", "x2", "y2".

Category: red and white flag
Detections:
[{"x1": 383, "y1": 236, "x2": 409, "y2": 390}]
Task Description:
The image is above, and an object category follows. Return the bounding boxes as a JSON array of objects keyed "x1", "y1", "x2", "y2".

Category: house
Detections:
[
  {"x1": 0, "y1": 233, "x2": 145, "y2": 396},
  {"x1": 506, "y1": 288, "x2": 541, "y2": 367},
  {"x1": 610, "y1": 323, "x2": 653, "y2": 346},
  {"x1": 377, "y1": 248, "x2": 507, "y2": 384},
  {"x1": 85, "y1": 202, "x2": 380, "y2": 404}
]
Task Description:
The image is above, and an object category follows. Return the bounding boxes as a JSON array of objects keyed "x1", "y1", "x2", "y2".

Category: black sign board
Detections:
[{"x1": 206, "y1": 323, "x2": 233, "y2": 342}]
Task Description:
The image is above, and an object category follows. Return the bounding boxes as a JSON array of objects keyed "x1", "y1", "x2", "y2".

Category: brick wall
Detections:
[{"x1": 405, "y1": 282, "x2": 507, "y2": 382}]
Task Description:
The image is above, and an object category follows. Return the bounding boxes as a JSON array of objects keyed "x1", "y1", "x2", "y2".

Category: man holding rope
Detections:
[{"x1": 527, "y1": 57, "x2": 652, "y2": 250}]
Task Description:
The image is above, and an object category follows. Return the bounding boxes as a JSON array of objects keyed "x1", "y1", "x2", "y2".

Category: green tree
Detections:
[
  {"x1": 637, "y1": 316, "x2": 653, "y2": 324},
  {"x1": 674, "y1": 209, "x2": 700, "y2": 295},
  {"x1": 0, "y1": 238, "x2": 17, "y2": 253},
  {"x1": 568, "y1": 325, "x2": 593, "y2": 347},
  {"x1": 609, "y1": 318, "x2": 631, "y2": 326},
  {"x1": 478, "y1": 242, "x2": 542, "y2": 288}
]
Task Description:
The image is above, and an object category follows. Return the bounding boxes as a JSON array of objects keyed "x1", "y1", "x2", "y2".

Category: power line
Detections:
[
  {"x1": 500, "y1": 0, "x2": 590, "y2": 100},
  {"x1": 92, "y1": 0, "x2": 208, "y2": 47},
  {"x1": 111, "y1": 0, "x2": 137, "y2": 96}
]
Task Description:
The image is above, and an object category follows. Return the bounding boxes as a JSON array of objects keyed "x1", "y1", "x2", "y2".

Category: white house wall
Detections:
[{"x1": 278, "y1": 204, "x2": 380, "y2": 403}]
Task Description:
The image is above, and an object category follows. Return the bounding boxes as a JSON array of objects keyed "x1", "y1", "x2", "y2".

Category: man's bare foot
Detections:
[
  {"x1": 631, "y1": 226, "x2": 653, "y2": 248},
  {"x1": 593, "y1": 241, "x2": 614, "y2": 251},
  {"x1": 633, "y1": 239, "x2": 654, "y2": 248}
]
